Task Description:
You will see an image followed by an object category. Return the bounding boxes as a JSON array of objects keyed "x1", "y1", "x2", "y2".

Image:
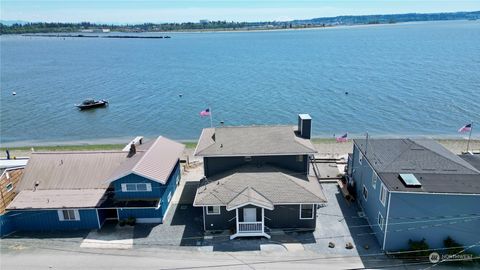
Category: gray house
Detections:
[
  {"x1": 193, "y1": 114, "x2": 326, "y2": 239},
  {"x1": 348, "y1": 138, "x2": 480, "y2": 253}
]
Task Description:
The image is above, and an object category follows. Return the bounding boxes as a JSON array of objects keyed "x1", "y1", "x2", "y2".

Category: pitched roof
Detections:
[
  {"x1": 106, "y1": 136, "x2": 185, "y2": 184},
  {"x1": 7, "y1": 189, "x2": 106, "y2": 210},
  {"x1": 194, "y1": 125, "x2": 317, "y2": 157},
  {"x1": 353, "y1": 139, "x2": 480, "y2": 194},
  {"x1": 194, "y1": 165, "x2": 326, "y2": 207},
  {"x1": 17, "y1": 151, "x2": 129, "y2": 191}
]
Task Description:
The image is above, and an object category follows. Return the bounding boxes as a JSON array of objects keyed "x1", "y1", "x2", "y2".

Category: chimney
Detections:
[
  {"x1": 128, "y1": 143, "x2": 136, "y2": 158},
  {"x1": 298, "y1": 114, "x2": 312, "y2": 139}
]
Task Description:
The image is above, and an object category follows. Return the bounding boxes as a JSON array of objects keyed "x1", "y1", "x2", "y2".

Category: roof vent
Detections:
[
  {"x1": 127, "y1": 144, "x2": 136, "y2": 158},
  {"x1": 399, "y1": 174, "x2": 422, "y2": 187}
]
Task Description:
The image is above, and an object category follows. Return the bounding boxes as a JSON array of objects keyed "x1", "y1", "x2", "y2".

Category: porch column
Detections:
[
  {"x1": 261, "y1": 208, "x2": 264, "y2": 233},
  {"x1": 236, "y1": 208, "x2": 239, "y2": 234}
]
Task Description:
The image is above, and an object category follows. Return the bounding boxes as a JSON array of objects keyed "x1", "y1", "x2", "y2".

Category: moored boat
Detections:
[{"x1": 75, "y1": 99, "x2": 108, "y2": 110}]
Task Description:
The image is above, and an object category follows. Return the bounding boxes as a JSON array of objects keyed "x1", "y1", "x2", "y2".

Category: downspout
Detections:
[
  {"x1": 382, "y1": 191, "x2": 392, "y2": 251},
  {"x1": 203, "y1": 207, "x2": 206, "y2": 231},
  {"x1": 96, "y1": 209, "x2": 101, "y2": 229}
]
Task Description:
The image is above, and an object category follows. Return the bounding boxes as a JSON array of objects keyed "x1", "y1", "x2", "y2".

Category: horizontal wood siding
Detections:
[
  {"x1": 204, "y1": 206, "x2": 235, "y2": 231},
  {"x1": 205, "y1": 155, "x2": 308, "y2": 177},
  {"x1": 113, "y1": 174, "x2": 163, "y2": 200},
  {"x1": 0, "y1": 169, "x2": 23, "y2": 214},
  {"x1": 265, "y1": 204, "x2": 316, "y2": 229},
  {"x1": 117, "y1": 208, "x2": 162, "y2": 220},
  {"x1": 10, "y1": 209, "x2": 99, "y2": 231}
]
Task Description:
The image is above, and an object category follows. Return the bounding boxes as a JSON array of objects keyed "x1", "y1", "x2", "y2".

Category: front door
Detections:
[{"x1": 243, "y1": 208, "x2": 257, "y2": 222}]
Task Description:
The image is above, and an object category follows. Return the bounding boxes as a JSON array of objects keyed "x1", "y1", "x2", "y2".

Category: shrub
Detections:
[
  {"x1": 444, "y1": 236, "x2": 463, "y2": 254},
  {"x1": 118, "y1": 219, "x2": 126, "y2": 227},
  {"x1": 126, "y1": 216, "x2": 136, "y2": 226},
  {"x1": 408, "y1": 238, "x2": 430, "y2": 257}
]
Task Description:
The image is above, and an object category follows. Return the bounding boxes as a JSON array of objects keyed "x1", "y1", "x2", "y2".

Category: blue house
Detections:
[
  {"x1": 347, "y1": 138, "x2": 480, "y2": 254},
  {"x1": 4, "y1": 136, "x2": 184, "y2": 233}
]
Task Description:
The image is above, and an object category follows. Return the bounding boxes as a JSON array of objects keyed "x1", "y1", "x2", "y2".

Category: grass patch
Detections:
[
  {"x1": 182, "y1": 141, "x2": 197, "y2": 149},
  {"x1": 0, "y1": 144, "x2": 125, "y2": 152}
]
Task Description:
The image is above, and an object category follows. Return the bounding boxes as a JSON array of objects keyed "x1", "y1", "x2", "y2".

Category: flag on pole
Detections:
[
  {"x1": 458, "y1": 123, "x2": 472, "y2": 133},
  {"x1": 336, "y1": 133, "x2": 348, "y2": 143},
  {"x1": 200, "y1": 108, "x2": 211, "y2": 117}
]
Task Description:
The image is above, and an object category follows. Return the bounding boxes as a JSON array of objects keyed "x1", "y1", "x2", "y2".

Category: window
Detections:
[
  {"x1": 5, "y1": 183, "x2": 13, "y2": 192},
  {"x1": 379, "y1": 183, "x2": 388, "y2": 206},
  {"x1": 372, "y1": 172, "x2": 377, "y2": 189},
  {"x1": 359, "y1": 153, "x2": 363, "y2": 165},
  {"x1": 121, "y1": 183, "x2": 152, "y2": 192},
  {"x1": 300, "y1": 204, "x2": 314, "y2": 219},
  {"x1": 378, "y1": 212, "x2": 385, "y2": 230},
  {"x1": 362, "y1": 185, "x2": 368, "y2": 201},
  {"x1": 296, "y1": 155, "x2": 304, "y2": 162},
  {"x1": 167, "y1": 191, "x2": 172, "y2": 203},
  {"x1": 58, "y1": 209, "x2": 80, "y2": 221},
  {"x1": 206, "y1": 206, "x2": 220, "y2": 215},
  {"x1": 176, "y1": 174, "x2": 180, "y2": 185},
  {"x1": 244, "y1": 156, "x2": 252, "y2": 162}
]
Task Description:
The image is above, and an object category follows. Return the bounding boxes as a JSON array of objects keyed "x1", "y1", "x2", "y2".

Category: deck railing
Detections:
[{"x1": 238, "y1": 222, "x2": 262, "y2": 232}]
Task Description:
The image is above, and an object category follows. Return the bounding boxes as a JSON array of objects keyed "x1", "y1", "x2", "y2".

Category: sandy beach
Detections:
[{"x1": 2, "y1": 138, "x2": 478, "y2": 160}]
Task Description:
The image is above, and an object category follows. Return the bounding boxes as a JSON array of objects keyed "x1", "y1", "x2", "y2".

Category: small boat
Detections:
[{"x1": 75, "y1": 99, "x2": 108, "y2": 110}]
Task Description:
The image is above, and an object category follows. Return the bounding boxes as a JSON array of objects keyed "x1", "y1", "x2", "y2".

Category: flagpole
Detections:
[
  {"x1": 209, "y1": 107, "x2": 213, "y2": 128},
  {"x1": 466, "y1": 121, "x2": 473, "y2": 153}
]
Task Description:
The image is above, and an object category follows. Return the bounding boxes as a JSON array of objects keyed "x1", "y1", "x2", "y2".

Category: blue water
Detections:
[{"x1": 1, "y1": 20, "x2": 480, "y2": 145}]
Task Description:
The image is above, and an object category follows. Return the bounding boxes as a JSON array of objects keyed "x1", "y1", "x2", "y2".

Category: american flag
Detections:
[
  {"x1": 200, "y1": 108, "x2": 211, "y2": 117},
  {"x1": 458, "y1": 123, "x2": 472, "y2": 133},
  {"x1": 336, "y1": 133, "x2": 348, "y2": 143}
]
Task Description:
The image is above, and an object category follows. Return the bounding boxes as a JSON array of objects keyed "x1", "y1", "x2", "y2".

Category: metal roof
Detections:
[
  {"x1": 194, "y1": 125, "x2": 317, "y2": 157},
  {"x1": 106, "y1": 136, "x2": 185, "y2": 184},
  {"x1": 7, "y1": 189, "x2": 106, "y2": 210},
  {"x1": 353, "y1": 139, "x2": 480, "y2": 194},
  {"x1": 194, "y1": 165, "x2": 327, "y2": 207}
]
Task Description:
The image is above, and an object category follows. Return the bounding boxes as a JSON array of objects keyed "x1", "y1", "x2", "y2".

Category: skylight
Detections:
[{"x1": 399, "y1": 174, "x2": 422, "y2": 187}]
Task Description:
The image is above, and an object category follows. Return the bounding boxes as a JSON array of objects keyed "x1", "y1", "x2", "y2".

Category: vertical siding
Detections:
[
  {"x1": 351, "y1": 145, "x2": 389, "y2": 247},
  {"x1": 160, "y1": 162, "x2": 180, "y2": 216},
  {"x1": 117, "y1": 208, "x2": 162, "y2": 220},
  {"x1": 0, "y1": 212, "x2": 16, "y2": 237},
  {"x1": 113, "y1": 174, "x2": 163, "y2": 200},
  {"x1": 10, "y1": 209, "x2": 99, "y2": 231},
  {"x1": 386, "y1": 192, "x2": 480, "y2": 254}
]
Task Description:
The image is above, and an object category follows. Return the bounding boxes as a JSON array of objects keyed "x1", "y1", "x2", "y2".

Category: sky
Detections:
[{"x1": 1, "y1": 0, "x2": 480, "y2": 24}]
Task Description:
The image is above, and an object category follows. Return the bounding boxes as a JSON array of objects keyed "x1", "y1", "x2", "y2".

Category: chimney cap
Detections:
[{"x1": 298, "y1": 114, "x2": 311, "y2": 120}]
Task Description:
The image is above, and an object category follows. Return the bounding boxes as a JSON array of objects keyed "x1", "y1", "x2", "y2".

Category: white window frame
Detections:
[
  {"x1": 362, "y1": 185, "x2": 368, "y2": 201},
  {"x1": 299, "y1": 204, "x2": 315, "y2": 219},
  {"x1": 175, "y1": 174, "x2": 180, "y2": 185},
  {"x1": 296, "y1": 155, "x2": 304, "y2": 162},
  {"x1": 359, "y1": 153, "x2": 363, "y2": 165},
  {"x1": 121, "y1": 183, "x2": 152, "y2": 192},
  {"x1": 5, "y1": 182, "x2": 14, "y2": 192},
  {"x1": 378, "y1": 212, "x2": 385, "y2": 231},
  {"x1": 379, "y1": 183, "x2": 388, "y2": 206},
  {"x1": 206, "y1": 206, "x2": 220, "y2": 215},
  {"x1": 58, "y1": 209, "x2": 80, "y2": 221},
  {"x1": 167, "y1": 191, "x2": 172, "y2": 203},
  {"x1": 372, "y1": 171, "x2": 377, "y2": 189},
  {"x1": 244, "y1": 156, "x2": 252, "y2": 162}
]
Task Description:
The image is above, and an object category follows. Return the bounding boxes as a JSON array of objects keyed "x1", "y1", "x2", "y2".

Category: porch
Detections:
[{"x1": 230, "y1": 207, "x2": 271, "y2": 240}]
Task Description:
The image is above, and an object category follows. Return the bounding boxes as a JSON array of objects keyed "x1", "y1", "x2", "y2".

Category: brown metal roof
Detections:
[
  {"x1": 7, "y1": 189, "x2": 106, "y2": 209},
  {"x1": 17, "y1": 151, "x2": 129, "y2": 191},
  {"x1": 106, "y1": 136, "x2": 185, "y2": 184}
]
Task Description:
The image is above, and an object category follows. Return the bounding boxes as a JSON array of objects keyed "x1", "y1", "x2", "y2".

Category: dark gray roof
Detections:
[
  {"x1": 353, "y1": 139, "x2": 480, "y2": 194},
  {"x1": 460, "y1": 154, "x2": 480, "y2": 171},
  {"x1": 194, "y1": 125, "x2": 317, "y2": 157},
  {"x1": 193, "y1": 165, "x2": 327, "y2": 207}
]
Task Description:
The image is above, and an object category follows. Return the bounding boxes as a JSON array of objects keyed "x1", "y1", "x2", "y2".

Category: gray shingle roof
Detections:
[
  {"x1": 193, "y1": 165, "x2": 327, "y2": 207},
  {"x1": 194, "y1": 126, "x2": 317, "y2": 157},
  {"x1": 353, "y1": 139, "x2": 480, "y2": 194}
]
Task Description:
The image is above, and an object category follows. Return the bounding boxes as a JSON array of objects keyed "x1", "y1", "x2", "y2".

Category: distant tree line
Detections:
[{"x1": 1, "y1": 11, "x2": 479, "y2": 34}]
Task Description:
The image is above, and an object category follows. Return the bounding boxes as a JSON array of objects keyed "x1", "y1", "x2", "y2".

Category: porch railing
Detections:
[{"x1": 238, "y1": 222, "x2": 262, "y2": 232}]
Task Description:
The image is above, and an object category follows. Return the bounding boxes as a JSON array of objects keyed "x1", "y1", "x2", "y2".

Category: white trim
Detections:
[
  {"x1": 136, "y1": 218, "x2": 162, "y2": 223},
  {"x1": 57, "y1": 209, "x2": 80, "y2": 221},
  {"x1": 57, "y1": 210, "x2": 64, "y2": 221},
  {"x1": 362, "y1": 185, "x2": 368, "y2": 201},
  {"x1": 382, "y1": 191, "x2": 392, "y2": 251},
  {"x1": 5, "y1": 182, "x2": 14, "y2": 192},
  {"x1": 121, "y1": 183, "x2": 152, "y2": 192},
  {"x1": 5, "y1": 172, "x2": 10, "y2": 179},
  {"x1": 299, "y1": 204, "x2": 314, "y2": 219},
  {"x1": 379, "y1": 183, "x2": 387, "y2": 206},
  {"x1": 96, "y1": 209, "x2": 101, "y2": 229},
  {"x1": 371, "y1": 171, "x2": 377, "y2": 189},
  {"x1": 359, "y1": 152, "x2": 363, "y2": 165},
  {"x1": 226, "y1": 202, "x2": 274, "y2": 211},
  {"x1": 206, "y1": 206, "x2": 220, "y2": 215},
  {"x1": 378, "y1": 212, "x2": 384, "y2": 231},
  {"x1": 196, "y1": 151, "x2": 318, "y2": 158},
  {"x1": 193, "y1": 128, "x2": 207, "y2": 156}
]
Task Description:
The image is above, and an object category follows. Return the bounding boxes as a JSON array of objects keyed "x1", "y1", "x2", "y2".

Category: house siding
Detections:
[
  {"x1": 160, "y1": 162, "x2": 180, "y2": 216},
  {"x1": 0, "y1": 212, "x2": 16, "y2": 237},
  {"x1": 351, "y1": 144, "x2": 390, "y2": 247},
  {"x1": 117, "y1": 207, "x2": 162, "y2": 221},
  {"x1": 113, "y1": 174, "x2": 163, "y2": 200},
  {"x1": 386, "y1": 192, "x2": 480, "y2": 254},
  {"x1": 204, "y1": 206, "x2": 236, "y2": 231},
  {"x1": 10, "y1": 209, "x2": 99, "y2": 231},
  {"x1": 265, "y1": 204, "x2": 317, "y2": 229},
  {"x1": 204, "y1": 155, "x2": 308, "y2": 177}
]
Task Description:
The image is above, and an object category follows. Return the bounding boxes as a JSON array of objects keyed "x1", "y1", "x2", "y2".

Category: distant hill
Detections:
[{"x1": 1, "y1": 11, "x2": 479, "y2": 34}]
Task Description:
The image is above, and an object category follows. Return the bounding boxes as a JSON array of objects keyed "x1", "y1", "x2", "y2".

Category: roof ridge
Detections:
[
  {"x1": 131, "y1": 136, "x2": 162, "y2": 173},
  {"x1": 279, "y1": 171, "x2": 324, "y2": 201},
  {"x1": 410, "y1": 139, "x2": 480, "y2": 174},
  {"x1": 249, "y1": 186, "x2": 274, "y2": 204}
]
